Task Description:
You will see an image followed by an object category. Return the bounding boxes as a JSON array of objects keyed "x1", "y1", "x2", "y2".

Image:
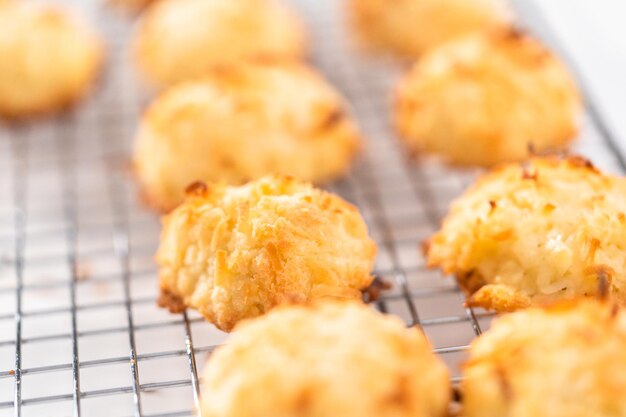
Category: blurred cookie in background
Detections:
[
  {"x1": 395, "y1": 30, "x2": 581, "y2": 166},
  {"x1": 0, "y1": 0, "x2": 103, "y2": 119},
  {"x1": 346, "y1": 0, "x2": 511, "y2": 57},
  {"x1": 133, "y1": 60, "x2": 361, "y2": 212},
  {"x1": 132, "y1": 0, "x2": 306, "y2": 88}
]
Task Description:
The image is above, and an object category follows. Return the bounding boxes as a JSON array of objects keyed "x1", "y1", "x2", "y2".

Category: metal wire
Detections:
[
  {"x1": 0, "y1": 0, "x2": 624, "y2": 416},
  {"x1": 9, "y1": 132, "x2": 27, "y2": 417},
  {"x1": 56, "y1": 116, "x2": 82, "y2": 416}
]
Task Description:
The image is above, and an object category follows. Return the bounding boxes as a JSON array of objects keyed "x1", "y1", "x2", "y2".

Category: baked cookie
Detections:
[
  {"x1": 425, "y1": 156, "x2": 626, "y2": 311},
  {"x1": 157, "y1": 176, "x2": 377, "y2": 332},
  {"x1": 0, "y1": 1, "x2": 102, "y2": 118},
  {"x1": 347, "y1": 0, "x2": 510, "y2": 57},
  {"x1": 395, "y1": 30, "x2": 581, "y2": 166},
  {"x1": 133, "y1": 0, "x2": 306, "y2": 87},
  {"x1": 133, "y1": 61, "x2": 361, "y2": 212},
  {"x1": 463, "y1": 299, "x2": 626, "y2": 417},
  {"x1": 201, "y1": 301, "x2": 450, "y2": 417}
]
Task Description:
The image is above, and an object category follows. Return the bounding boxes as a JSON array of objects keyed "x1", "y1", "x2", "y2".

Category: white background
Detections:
[{"x1": 539, "y1": 1, "x2": 626, "y2": 152}]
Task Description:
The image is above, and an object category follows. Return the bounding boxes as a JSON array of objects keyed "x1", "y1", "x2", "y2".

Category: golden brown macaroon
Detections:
[
  {"x1": 463, "y1": 299, "x2": 626, "y2": 417},
  {"x1": 425, "y1": 156, "x2": 626, "y2": 311},
  {"x1": 395, "y1": 30, "x2": 582, "y2": 166},
  {"x1": 0, "y1": 1, "x2": 103, "y2": 118},
  {"x1": 133, "y1": 61, "x2": 361, "y2": 212},
  {"x1": 201, "y1": 301, "x2": 450, "y2": 417},
  {"x1": 347, "y1": 0, "x2": 511, "y2": 57},
  {"x1": 133, "y1": 0, "x2": 306, "y2": 87},
  {"x1": 156, "y1": 176, "x2": 377, "y2": 332}
]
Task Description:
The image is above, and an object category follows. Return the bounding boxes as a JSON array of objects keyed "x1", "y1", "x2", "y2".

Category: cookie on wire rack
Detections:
[
  {"x1": 463, "y1": 298, "x2": 626, "y2": 417},
  {"x1": 0, "y1": 0, "x2": 103, "y2": 118},
  {"x1": 347, "y1": 0, "x2": 511, "y2": 57},
  {"x1": 201, "y1": 301, "x2": 450, "y2": 417},
  {"x1": 425, "y1": 155, "x2": 626, "y2": 311},
  {"x1": 132, "y1": 0, "x2": 306, "y2": 88},
  {"x1": 156, "y1": 176, "x2": 377, "y2": 332},
  {"x1": 395, "y1": 30, "x2": 581, "y2": 167},
  {"x1": 133, "y1": 60, "x2": 361, "y2": 212}
]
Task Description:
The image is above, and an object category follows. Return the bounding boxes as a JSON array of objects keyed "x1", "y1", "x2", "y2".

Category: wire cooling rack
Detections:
[{"x1": 0, "y1": 0, "x2": 624, "y2": 416}]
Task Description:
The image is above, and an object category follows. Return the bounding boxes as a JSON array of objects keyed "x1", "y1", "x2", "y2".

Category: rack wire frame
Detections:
[{"x1": 0, "y1": 0, "x2": 624, "y2": 416}]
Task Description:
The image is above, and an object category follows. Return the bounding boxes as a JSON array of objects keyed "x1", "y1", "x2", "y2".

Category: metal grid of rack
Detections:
[{"x1": 0, "y1": 0, "x2": 624, "y2": 416}]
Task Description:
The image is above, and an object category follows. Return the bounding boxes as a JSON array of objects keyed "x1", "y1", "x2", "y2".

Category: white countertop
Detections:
[{"x1": 538, "y1": 1, "x2": 626, "y2": 154}]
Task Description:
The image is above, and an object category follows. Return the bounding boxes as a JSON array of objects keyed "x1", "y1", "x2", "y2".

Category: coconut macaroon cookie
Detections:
[
  {"x1": 157, "y1": 176, "x2": 377, "y2": 332},
  {"x1": 0, "y1": 1, "x2": 102, "y2": 118},
  {"x1": 395, "y1": 30, "x2": 581, "y2": 166},
  {"x1": 201, "y1": 301, "x2": 450, "y2": 417},
  {"x1": 425, "y1": 156, "x2": 626, "y2": 311},
  {"x1": 347, "y1": 0, "x2": 510, "y2": 57},
  {"x1": 463, "y1": 299, "x2": 626, "y2": 417},
  {"x1": 134, "y1": 61, "x2": 361, "y2": 212},
  {"x1": 133, "y1": 0, "x2": 306, "y2": 87}
]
